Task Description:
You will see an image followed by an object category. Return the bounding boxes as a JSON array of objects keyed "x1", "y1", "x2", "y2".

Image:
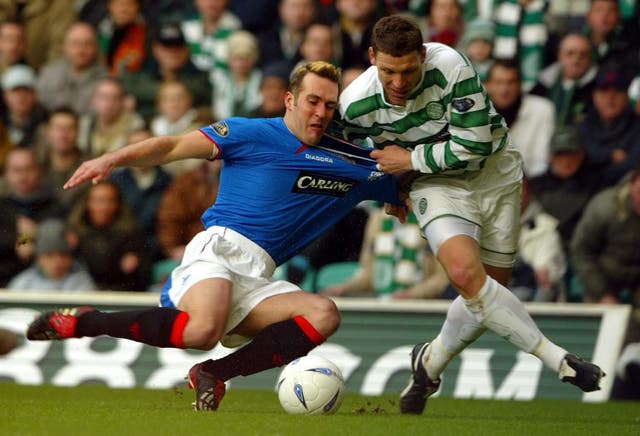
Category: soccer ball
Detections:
[{"x1": 277, "y1": 355, "x2": 345, "y2": 415}]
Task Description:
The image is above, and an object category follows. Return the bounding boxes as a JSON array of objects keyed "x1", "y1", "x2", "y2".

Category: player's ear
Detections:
[
  {"x1": 368, "y1": 47, "x2": 376, "y2": 65},
  {"x1": 420, "y1": 45, "x2": 426, "y2": 63},
  {"x1": 284, "y1": 91, "x2": 294, "y2": 111}
]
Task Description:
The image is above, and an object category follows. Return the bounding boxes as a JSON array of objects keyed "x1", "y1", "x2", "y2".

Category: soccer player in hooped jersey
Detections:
[
  {"x1": 26, "y1": 61, "x2": 403, "y2": 411},
  {"x1": 338, "y1": 15, "x2": 604, "y2": 414}
]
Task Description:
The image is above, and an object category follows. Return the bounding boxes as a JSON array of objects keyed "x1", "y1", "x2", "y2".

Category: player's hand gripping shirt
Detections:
[
  {"x1": 339, "y1": 43, "x2": 510, "y2": 175},
  {"x1": 199, "y1": 117, "x2": 399, "y2": 266}
]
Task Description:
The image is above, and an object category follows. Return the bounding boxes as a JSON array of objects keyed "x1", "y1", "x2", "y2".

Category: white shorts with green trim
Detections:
[{"x1": 409, "y1": 147, "x2": 523, "y2": 268}]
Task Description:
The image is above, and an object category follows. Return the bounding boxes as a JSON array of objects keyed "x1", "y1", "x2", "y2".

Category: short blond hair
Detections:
[
  {"x1": 227, "y1": 30, "x2": 259, "y2": 62},
  {"x1": 288, "y1": 61, "x2": 341, "y2": 98}
]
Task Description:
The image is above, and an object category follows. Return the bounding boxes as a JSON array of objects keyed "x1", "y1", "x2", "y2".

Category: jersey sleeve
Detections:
[
  {"x1": 410, "y1": 63, "x2": 508, "y2": 174},
  {"x1": 199, "y1": 118, "x2": 261, "y2": 161}
]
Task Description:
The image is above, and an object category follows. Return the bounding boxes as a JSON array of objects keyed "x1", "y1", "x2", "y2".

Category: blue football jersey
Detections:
[{"x1": 199, "y1": 117, "x2": 399, "y2": 265}]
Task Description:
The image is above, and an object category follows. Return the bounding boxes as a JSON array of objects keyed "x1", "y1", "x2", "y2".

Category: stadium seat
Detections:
[{"x1": 312, "y1": 262, "x2": 359, "y2": 292}]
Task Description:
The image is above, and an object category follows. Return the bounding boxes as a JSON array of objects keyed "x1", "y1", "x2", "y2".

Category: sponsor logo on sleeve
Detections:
[
  {"x1": 209, "y1": 121, "x2": 229, "y2": 137},
  {"x1": 292, "y1": 171, "x2": 357, "y2": 197},
  {"x1": 452, "y1": 97, "x2": 475, "y2": 112}
]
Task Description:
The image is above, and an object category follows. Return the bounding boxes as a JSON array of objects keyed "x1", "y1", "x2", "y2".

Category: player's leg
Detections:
[
  {"x1": 189, "y1": 290, "x2": 339, "y2": 411},
  {"x1": 197, "y1": 290, "x2": 339, "y2": 381},
  {"x1": 25, "y1": 278, "x2": 232, "y2": 350}
]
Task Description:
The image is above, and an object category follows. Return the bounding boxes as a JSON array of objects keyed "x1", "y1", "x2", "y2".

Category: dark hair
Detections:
[
  {"x1": 487, "y1": 59, "x2": 521, "y2": 82},
  {"x1": 48, "y1": 106, "x2": 79, "y2": 124},
  {"x1": 371, "y1": 15, "x2": 424, "y2": 57}
]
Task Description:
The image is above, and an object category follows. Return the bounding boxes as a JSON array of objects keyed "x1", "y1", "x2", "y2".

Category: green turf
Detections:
[{"x1": 1, "y1": 383, "x2": 638, "y2": 436}]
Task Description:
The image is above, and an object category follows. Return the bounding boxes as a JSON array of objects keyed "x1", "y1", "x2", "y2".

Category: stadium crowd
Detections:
[{"x1": 0, "y1": 0, "x2": 639, "y2": 396}]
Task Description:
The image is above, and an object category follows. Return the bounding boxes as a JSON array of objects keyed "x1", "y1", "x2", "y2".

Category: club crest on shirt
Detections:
[
  {"x1": 425, "y1": 101, "x2": 445, "y2": 120},
  {"x1": 452, "y1": 97, "x2": 475, "y2": 112},
  {"x1": 418, "y1": 197, "x2": 428, "y2": 215},
  {"x1": 209, "y1": 121, "x2": 229, "y2": 137}
]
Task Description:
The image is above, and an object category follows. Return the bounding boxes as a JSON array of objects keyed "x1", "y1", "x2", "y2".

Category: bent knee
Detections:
[
  {"x1": 182, "y1": 321, "x2": 223, "y2": 351},
  {"x1": 303, "y1": 296, "x2": 341, "y2": 337}
]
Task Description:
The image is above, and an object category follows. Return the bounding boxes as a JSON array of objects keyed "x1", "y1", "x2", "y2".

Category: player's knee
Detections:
[
  {"x1": 307, "y1": 296, "x2": 341, "y2": 337},
  {"x1": 446, "y1": 263, "x2": 481, "y2": 296},
  {"x1": 183, "y1": 323, "x2": 223, "y2": 351}
]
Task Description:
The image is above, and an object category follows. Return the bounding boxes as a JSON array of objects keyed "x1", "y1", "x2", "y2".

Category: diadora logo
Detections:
[
  {"x1": 305, "y1": 153, "x2": 333, "y2": 164},
  {"x1": 367, "y1": 171, "x2": 385, "y2": 181},
  {"x1": 292, "y1": 171, "x2": 356, "y2": 197}
]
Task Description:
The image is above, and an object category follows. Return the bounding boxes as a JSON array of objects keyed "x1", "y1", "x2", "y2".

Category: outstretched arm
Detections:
[{"x1": 64, "y1": 130, "x2": 217, "y2": 189}]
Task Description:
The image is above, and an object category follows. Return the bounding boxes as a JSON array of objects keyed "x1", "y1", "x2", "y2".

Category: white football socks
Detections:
[{"x1": 424, "y1": 276, "x2": 567, "y2": 379}]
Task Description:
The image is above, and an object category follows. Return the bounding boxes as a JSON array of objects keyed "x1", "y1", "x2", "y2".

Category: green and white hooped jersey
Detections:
[{"x1": 339, "y1": 43, "x2": 510, "y2": 175}]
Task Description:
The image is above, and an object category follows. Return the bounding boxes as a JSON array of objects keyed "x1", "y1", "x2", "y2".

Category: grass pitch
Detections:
[{"x1": 1, "y1": 383, "x2": 638, "y2": 436}]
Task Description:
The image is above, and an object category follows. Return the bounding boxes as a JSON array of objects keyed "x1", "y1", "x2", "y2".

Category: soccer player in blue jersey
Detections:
[{"x1": 26, "y1": 61, "x2": 403, "y2": 411}]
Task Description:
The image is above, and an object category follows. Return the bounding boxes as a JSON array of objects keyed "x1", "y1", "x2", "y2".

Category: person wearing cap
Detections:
[
  {"x1": 1, "y1": 64, "x2": 48, "y2": 147},
  {"x1": 7, "y1": 218, "x2": 96, "y2": 292},
  {"x1": 577, "y1": 69, "x2": 640, "y2": 187},
  {"x1": 529, "y1": 125, "x2": 606, "y2": 256},
  {"x1": 36, "y1": 22, "x2": 109, "y2": 116},
  {"x1": 121, "y1": 21, "x2": 212, "y2": 121},
  {"x1": 530, "y1": 33, "x2": 598, "y2": 127},
  {"x1": 459, "y1": 17, "x2": 494, "y2": 82}
]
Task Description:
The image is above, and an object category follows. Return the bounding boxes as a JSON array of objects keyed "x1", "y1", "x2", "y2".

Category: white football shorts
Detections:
[
  {"x1": 162, "y1": 226, "x2": 300, "y2": 347},
  {"x1": 409, "y1": 146, "x2": 523, "y2": 268}
]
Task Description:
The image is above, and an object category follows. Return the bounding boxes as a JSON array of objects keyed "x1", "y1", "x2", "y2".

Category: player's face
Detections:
[
  {"x1": 370, "y1": 47, "x2": 425, "y2": 106},
  {"x1": 285, "y1": 73, "x2": 338, "y2": 145}
]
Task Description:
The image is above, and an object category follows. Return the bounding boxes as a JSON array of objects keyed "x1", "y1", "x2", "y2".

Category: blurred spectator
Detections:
[
  {"x1": 570, "y1": 163, "x2": 640, "y2": 305},
  {"x1": 258, "y1": 0, "x2": 316, "y2": 67},
  {"x1": 530, "y1": 33, "x2": 597, "y2": 127},
  {"x1": 0, "y1": 19, "x2": 26, "y2": 75},
  {"x1": 96, "y1": 0, "x2": 149, "y2": 76},
  {"x1": 151, "y1": 81, "x2": 210, "y2": 176},
  {"x1": 212, "y1": 30, "x2": 262, "y2": 120},
  {"x1": 79, "y1": 0, "x2": 197, "y2": 29},
  {"x1": 414, "y1": 0, "x2": 463, "y2": 47},
  {"x1": 36, "y1": 22, "x2": 109, "y2": 116},
  {"x1": 68, "y1": 180, "x2": 151, "y2": 291},
  {"x1": 584, "y1": 0, "x2": 639, "y2": 77},
  {"x1": 529, "y1": 125, "x2": 605, "y2": 254},
  {"x1": 39, "y1": 107, "x2": 90, "y2": 216},
  {"x1": 77, "y1": 77, "x2": 145, "y2": 158},
  {"x1": 333, "y1": 0, "x2": 378, "y2": 70},
  {"x1": 0, "y1": 119, "x2": 13, "y2": 173},
  {"x1": 492, "y1": 0, "x2": 548, "y2": 91},
  {"x1": 156, "y1": 159, "x2": 221, "y2": 262},
  {"x1": 577, "y1": 70, "x2": 640, "y2": 187},
  {"x1": 485, "y1": 59, "x2": 555, "y2": 178},
  {"x1": 180, "y1": 0, "x2": 242, "y2": 73},
  {"x1": 228, "y1": 0, "x2": 280, "y2": 34},
  {"x1": 246, "y1": 61, "x2": 290, "y2": 118},
  {"x1": 319, "y1": 209, "x2": 450, "y2": 299},
  {"x1": 0, "y1": 148, "x2": 64, "y2": 266},
  {"x1": 121, "y1": 21, "x2": 212, "y2": 121},
  {"x1": 1, "y1": 64, "x2": 47, "y2": 147},
  {"x1": 341, "y1": 66, "x2": 365, "y2": 89},
  {"x1": 7, "y1": 218, "x2": 96, "y2": 291},
  {"x1": 297, "y1": 21, "x2": 336, "y2": 65},
  {"x1": 630, "y1": 75, "x2": 640, "y2": 114},
  {"x1": 0, "y1": 195, "x2": 26, "y2": 286},
  {"x1": 112, "y1": 129, "x2": 172, "y2": 261},
  {"x1": 459, "y1": 17, "x2": 494, "y2": 82},
  {"x1": 510, "y1": 178, "x2": 566, "y2": 302},
  {"x1": 0, "y1": 0, "x2": 76, "y2": 70}
]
